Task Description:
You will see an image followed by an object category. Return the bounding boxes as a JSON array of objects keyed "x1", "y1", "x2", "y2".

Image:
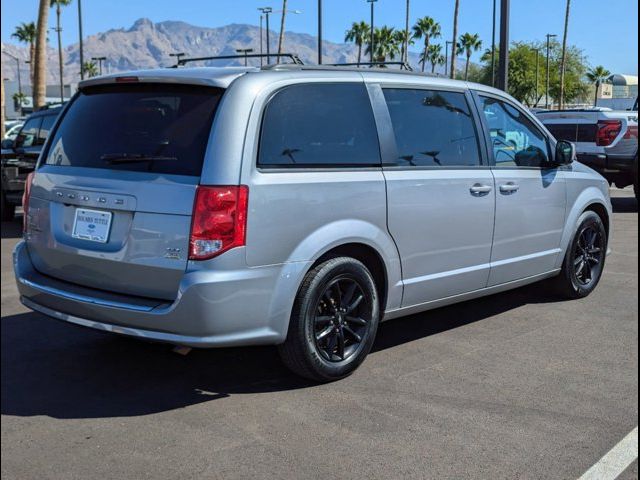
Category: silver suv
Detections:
[{"x1": 14, "y1": 66, "x2": 612, "y2": 381}]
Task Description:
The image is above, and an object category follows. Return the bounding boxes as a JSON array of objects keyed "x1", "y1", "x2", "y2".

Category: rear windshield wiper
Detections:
[{"x1": 100, "y1": 153, "x2": 178, "y2": 164}]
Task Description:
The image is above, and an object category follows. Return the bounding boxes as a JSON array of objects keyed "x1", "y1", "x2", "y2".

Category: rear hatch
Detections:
[{"x1": 26, "y1": 82, "x2": 224, "y2": 300}]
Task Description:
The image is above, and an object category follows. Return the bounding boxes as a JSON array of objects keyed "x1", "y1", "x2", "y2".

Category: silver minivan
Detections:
[{"x1": 14, "y1": 65, "x2": 612, "y2": 381}]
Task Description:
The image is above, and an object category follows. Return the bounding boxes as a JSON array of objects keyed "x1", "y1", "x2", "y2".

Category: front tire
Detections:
[
  {"x1": 278, "y1": 256, "x2": 380, "y2": 382},
  {"x1": 553, "y1": 211, "x2": 607, "y2": 299}
]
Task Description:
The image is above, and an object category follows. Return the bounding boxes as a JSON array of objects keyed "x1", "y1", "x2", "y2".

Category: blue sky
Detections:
[{"x1": 2, "y1": 0, "x2": 638, "y2": 73}]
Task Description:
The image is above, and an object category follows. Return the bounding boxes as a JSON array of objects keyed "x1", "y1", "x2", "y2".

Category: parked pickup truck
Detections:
[{"x1": 537, "y1": 101, "x2": 638, "y2": 200}]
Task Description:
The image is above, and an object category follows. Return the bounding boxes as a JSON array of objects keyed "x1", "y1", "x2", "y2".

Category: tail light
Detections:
[
  {"x1": 189, "y1": 185, "x2": 249, "y2": 260},
  {"x1": 22, "y1": 172, "x2": 34, "y2": 233},
  {"x1": 596, "y1": 120, "x2": 622, "y2": 146}
]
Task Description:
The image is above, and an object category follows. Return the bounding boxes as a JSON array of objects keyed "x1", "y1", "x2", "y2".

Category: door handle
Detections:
[
  {"x1": 470, "y1": 183, "x2": 493, "y2": 196},
  {"x1": 499, "y1": 182, "x2": 520, "y2": 194}
]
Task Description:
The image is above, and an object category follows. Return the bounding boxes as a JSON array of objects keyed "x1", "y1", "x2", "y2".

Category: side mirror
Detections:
[
  {"x1": 555, "y1": 140, "x2": 575, "y2": 166},
  {"x1": 1, "y1": 138, "x2": 14, "y2": 150}
]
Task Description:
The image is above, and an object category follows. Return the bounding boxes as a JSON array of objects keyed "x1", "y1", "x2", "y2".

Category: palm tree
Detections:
[
  {"x1": 276, "y1": 0, "x2": 288, "y2": 64},
  {"x1": 33, "y1": 0, "x2": 50, "y2": 109},
  {"x1": 457, "y1": 33, "x2": 482, "y2": 81},
  {"x1": 426, "y1": 44, "x2": 444, "y2": 74},
  {"x1": 1, "y1": 74, "x2": 5, "y2": 140},
  {"x1": 345, "y1": 21, "x2": 371, "y2": 66},
  {"x1": 12, "y1": 92, "x2": 28, "y2": 116},
  {"x1": 413, "y1": 16, "x2": 441, "y2": 73},
  {"x1": 395, "y1": 29, "x2": 414, "y2": 66},
  {"x1": 558, "y1": 0, "x2": 571, "y2": 109},
  {"x1": 586, "y1": 66, "x2": 611, "y2": 107},
  {"x1": 365, "y1": 27, "x2": 400, "y2": 64},
  {"x1": 82, "y1": 61, "x2": 98, "y2": 78},
  {"x1": 11, "y1": 22, "x2": 37, "y2": 86},
  {"x1": 51, "y1": 0, "x2": 72, "y2": 103},
  {"x1": 450, "y1": 0, "x2": 460, "y2": 79}
]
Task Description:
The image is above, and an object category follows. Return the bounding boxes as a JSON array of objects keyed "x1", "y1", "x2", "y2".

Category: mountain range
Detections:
[{"x1": 1, "y1": 18, "x2": 449, "y2": 86}]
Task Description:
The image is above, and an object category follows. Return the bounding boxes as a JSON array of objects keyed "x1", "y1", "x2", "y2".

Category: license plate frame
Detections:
[{"x1": 71, "y1": 208, "x2": 113, "y2": 243}]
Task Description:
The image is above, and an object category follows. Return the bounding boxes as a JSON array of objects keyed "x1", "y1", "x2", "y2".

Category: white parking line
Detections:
[{"x1": 578, "y1": 427, "x2": 638, "y2": 480}]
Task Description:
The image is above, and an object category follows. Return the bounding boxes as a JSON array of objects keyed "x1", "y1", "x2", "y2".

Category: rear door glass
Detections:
[
  {"x1": 37, "y1": 114, "x2": 57, "y2": 145},
  {"x1": 16, "y1": 117, "x2": 42, "y2": 148},
  {"x1": 45, "y1": 84, "x2": 224, "y2": 176}
]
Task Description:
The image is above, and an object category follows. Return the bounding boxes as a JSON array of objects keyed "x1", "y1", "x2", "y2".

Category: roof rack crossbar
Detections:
[
  {"x1": 327, "y1": 61, "x2": 414, "y2": 71},
  {"x1": 176, "y1": 53, "x2": 304, "y2": 66}
]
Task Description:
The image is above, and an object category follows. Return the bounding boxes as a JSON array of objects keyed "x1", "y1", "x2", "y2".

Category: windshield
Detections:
[{"x1": 44, "y1": 83, "x2": 223, "y2": 176}]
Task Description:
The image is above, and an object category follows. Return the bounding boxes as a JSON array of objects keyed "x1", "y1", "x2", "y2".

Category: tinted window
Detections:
[
  {"x1": 479, "y1": 96, "x2": 549, "y2": 167},
  {"x1": 383, "y1": 89, "x2": 481, "y2": 167},
  {"x1": 258, "y1": 83, "x2": 380, "y2": 168},
  {"x1": 45, "y1": 84, "x2": 223, "y2": 176},
  {"x1": 15, "y1": 117, "x2": 42, "y2": 148},
  {"x1": 37, "y1": 114, "x2": 57, "y2": 145}
]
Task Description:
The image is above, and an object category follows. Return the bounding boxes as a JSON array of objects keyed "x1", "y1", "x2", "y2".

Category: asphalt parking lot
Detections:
[{"x1": 1, "y1": 188, "x2": 637, "y2": 480}]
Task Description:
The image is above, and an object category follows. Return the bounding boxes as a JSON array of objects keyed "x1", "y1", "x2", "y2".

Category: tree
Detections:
[
  {"x1": 1, "y1": 74, "x2": 5, "y2": 140},
  {"x1": 82, "y1": 61, "x2": 98, "y2": 78},
  {"x1": 33, "y1": 0, "x2": 50, "y2": 109},
  {"x1": 276, "y1": 0, "x2": 287, "y2": 64},
  {"x1": 12, "y1": 92, "x2": 28, "y2": 115},
  {"x1": 586, "y1": 65, "x2": 611, "y2": 107},
  {"x1": 345, "y1": 21, "x2": 371, "y2": 66},
  {"x1": 559, "y1": 0, "x2": 571, "y2": 109},
  {"x1": 426, "y1": 44, "x2": 445, "y2": 74},
  {"x1": 457, "y1": 33, "x2": 482, "y2": 81},
  {"x1": 413, "y1": 16, "x2": 441, "y2": 73},
  {"x1": 365, "y1": 26, "x2": 400, "y2": 63},
  {"x1": 450, "y1": 0, "x2": 460, "y2": 78},
  {"x1": 51, "y1": 0, "x2": 72, "y2": 102},
  {"x1": 11, "y1": 22, "x2": 37, "y2": 86},
  {"x1": 395, "y1": 29, "x2": 414, "y2": 67},
  {"x1": 403, "y1": 0, "x2": 411, "y2": 64}
]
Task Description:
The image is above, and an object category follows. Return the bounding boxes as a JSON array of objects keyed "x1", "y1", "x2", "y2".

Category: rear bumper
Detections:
[
  {"x1": 14, "y1": 241, "x2": 310, "y2": 347},
  {"x1": 577, "y1": 153, "x2": 637, "y2": 187}
]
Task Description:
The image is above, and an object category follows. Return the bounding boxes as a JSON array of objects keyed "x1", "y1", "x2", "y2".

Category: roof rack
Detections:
[
  {"x1": 176, "y1": 53, "x2": 304, "y2": 67},
  {"x1": 327, "y1": 61, "x2": 414, "y2": 71}
]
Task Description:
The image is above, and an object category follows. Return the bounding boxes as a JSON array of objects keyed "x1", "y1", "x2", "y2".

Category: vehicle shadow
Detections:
[
  {"x1": 1, "y1": 218, "x2": 22, "y2": 239},
  {"x1": 1, "y1": 281, "x2": 562, "y2": 420},
  {"x1": 611, "y1": 196, "x2": 638, "y2": 213}
]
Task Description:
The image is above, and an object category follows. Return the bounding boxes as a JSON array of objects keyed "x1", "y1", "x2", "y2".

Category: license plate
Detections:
[{"x1": 72, "y1": 208, "x2": 112, "y2": 243}]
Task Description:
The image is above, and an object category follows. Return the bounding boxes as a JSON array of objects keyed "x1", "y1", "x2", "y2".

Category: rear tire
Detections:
[
  {"x1": 553, "y1": 210, "x2": 607, "y2": 299},
  {"x1": 278, "y1": 256, "x2": 380, "y2": 382},
  {"x1": 1, "y1": 190, "x2": 15, "y2": 222}
]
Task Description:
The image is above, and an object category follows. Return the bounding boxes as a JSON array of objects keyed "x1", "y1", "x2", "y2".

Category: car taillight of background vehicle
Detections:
[
  {"x1": 22, "y1": 172, "x2": 34, "y2": 233},
  {"x1": 189, "y1": 185, "x2": 249, "y2": 260},
  {"x1": 596, "y1": 120, "x2": 623, "y2": 146}
]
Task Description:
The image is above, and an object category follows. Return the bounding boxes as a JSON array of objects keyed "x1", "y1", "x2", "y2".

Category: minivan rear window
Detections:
[{"x1": 44, "y1": 84, "x2": 223, "y2": 176}]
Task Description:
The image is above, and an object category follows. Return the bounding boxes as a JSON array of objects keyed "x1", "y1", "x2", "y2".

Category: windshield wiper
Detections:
[{"x1": 100, "y1": 153, "x2": 178, "y2": 164}]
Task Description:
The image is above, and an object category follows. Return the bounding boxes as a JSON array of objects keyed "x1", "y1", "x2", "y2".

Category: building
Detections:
[
  {"x1": 597, "y1": 74, "x2": 638, "y2": 110},
  {"x1": 2, "y1": 80, "x2": 75, "y2": 120}
]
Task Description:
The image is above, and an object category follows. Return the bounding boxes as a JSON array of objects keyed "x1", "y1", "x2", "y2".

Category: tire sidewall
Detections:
[
  {"x1": 298, "y1": 259, "x2": 380, "y2": 380},
  {"x1": 565, "y1": 211, "x2": 607, "y2": 297}
]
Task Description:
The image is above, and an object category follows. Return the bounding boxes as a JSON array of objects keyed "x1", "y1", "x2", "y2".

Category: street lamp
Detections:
[
  {"x1": 533, "y1": 48, "x2": 541, "y2": 107},
  {"x1": 51, "y1": 26, "x2": 64, "y2": 103},
  {"x1": 236, "y1": 48, "x2": 255, "y2": 66},
  {"x1": 497, "y1": 0, "x2": 510, "y2": 92},
  {"x1": 444, "y1": 41, "x2": 454, "y2": 77},
  {"x1": 490, "y1": 0, "x2": 497, "y2": 86},
  {"x1": 274, "y1": 8, "x2": 302, "y2": 64},
  {"x1": 78, "y1": 0, "x2": 85, "y2": 80},
  {"x1": 2, "y1": 51, "x2": 23, "y2": 115},
  {"x1": 545, "y1": 33, "x2": 557, "y2": 109},
  {"x1": 169, "y1": 52, "x2": 185, "y2": 67},
  {"x1": 258, "y1": 7, "x2": 273, "y2": 64},
  {"x1": 317, "y1": 0, "x2": 323, "y2": 64},
  {"x1": 366, "y1": 0, "x2": 378, "y2": 63},
  {"x1": 91, "y1": 56, "x2": 107, "y2": 76}
]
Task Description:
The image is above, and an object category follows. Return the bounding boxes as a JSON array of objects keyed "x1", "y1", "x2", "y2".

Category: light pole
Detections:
[
  {"x1": 496, "y1": 0, "x2": 510, "y2": 91},
  {"x1": 490, "y1": 0, "x2": 497, "y2": 86},
  {"x1": 258, "y1": 7, "x2": 273, "y2": 64},
  {"x1": 236, "y1": 48, "x2": 254, "y2": 66},
  {"x1": 78, "y1": 0, "x2": 85, "y2": 80},
  {"x1": 91, "y1": 56, "x2": 106, "y2": 76},
  {"x1": 51, "y1": 26, "x2": 64, "y2": 103},
  {"x1": 444, "y1": 41, "x2": 454, "y2": 77},
  {"x1": 169, "y1": 52, "x2": 185, "y2": 67},
  {"x1": 3, "y1": 52, "x2": 23, "y2": 115},
  {"x1": 367, "y1": 0, "x2": 378, "y2": 63},
  {"x1": 545, "y1": 33, "x2": 557, "y2": 109},
  {"x1": 259, "y1": 15, "x2": 264, "y2": 66},
  {"x1": 317, "y1": 0, "x2": 323, "y2": 64},
  {"x1": 274, "y1": 8, "x2": 302, "y2": 64}
]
